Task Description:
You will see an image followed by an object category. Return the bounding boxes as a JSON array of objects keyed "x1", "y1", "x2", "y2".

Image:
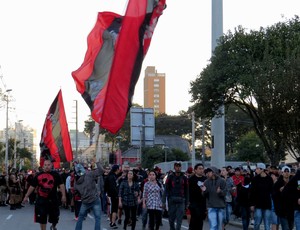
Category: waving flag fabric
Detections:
[
  {"x1": 40, "y1": 90, "x2": 73, "y2": 168},
  {"x1": 72, "y1": 0, "x2": 166, "y2": 134}
]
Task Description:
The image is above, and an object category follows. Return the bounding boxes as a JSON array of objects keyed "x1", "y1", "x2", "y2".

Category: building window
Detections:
[
  {"x1": 154, "y1": 79, "x2": 160, "y2": 82},
  {"x1": 153, "y1": 83, "x2": 159, "y2": 88},
  {"x1": 154, "y1": 94, "x2": 159, "y2": 98}
]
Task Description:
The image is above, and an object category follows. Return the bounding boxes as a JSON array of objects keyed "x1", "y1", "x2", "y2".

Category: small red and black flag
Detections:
[
  {"x1": 40, "y1": 90, "x2": 73, "y2": 168},
  {"x1": 72, "y1": 0, "x2": 166, "y2": 134}
]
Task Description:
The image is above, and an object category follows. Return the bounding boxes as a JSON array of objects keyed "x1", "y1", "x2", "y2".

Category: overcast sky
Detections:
[{"x1": 0, "y1": 0, "x2": 299, "y2": 135}]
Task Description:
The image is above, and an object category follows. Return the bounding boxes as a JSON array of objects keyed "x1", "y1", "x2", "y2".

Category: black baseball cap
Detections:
[{"x1": 174, "y1": 162, "x2": 181, "y2": 167}]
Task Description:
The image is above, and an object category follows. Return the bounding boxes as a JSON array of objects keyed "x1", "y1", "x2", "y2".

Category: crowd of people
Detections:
[{"x1": 1, "y1": 159, "x2": 300, "y2": 230}]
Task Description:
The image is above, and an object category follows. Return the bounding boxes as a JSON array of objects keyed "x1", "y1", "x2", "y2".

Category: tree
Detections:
[
  {"x1": 84, "y1": 115, "x2": 95, "y2": 146},
  {"x1": 190, "y1": 16, "x2": 300, "y2": 165},
  {"x1": 155, "y1": 112, "x2": 192, "y2": 137},
  {"x1": 235, "y1": 131, "x2": 266, "y2": 162},
  {"x1": 0, "y1": 138, "x2": 33, "y2": 170},
  {"x1": 141, "y1": 146, "x2": 190, "y2": 169},
  {"x1": 225, "y1": 104, "x2": 255, "y2": 157}
]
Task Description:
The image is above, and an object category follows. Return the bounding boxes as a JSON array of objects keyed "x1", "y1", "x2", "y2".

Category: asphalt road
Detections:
[{"x1": 0, "y1": 204, "x2": 243, "y2": 230}]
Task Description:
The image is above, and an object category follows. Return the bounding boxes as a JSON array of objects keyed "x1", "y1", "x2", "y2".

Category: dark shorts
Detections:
[
  {"x1": 110, "y1": 197, "x2": 119, "y2": 214},
  {"x1": 34, "y1": 198, "x2": 60, "y2": 224}
]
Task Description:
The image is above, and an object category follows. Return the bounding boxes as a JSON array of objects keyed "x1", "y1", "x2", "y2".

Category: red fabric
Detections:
[
  {"x1": 72, "y1": 0, "x2": 166, "y2": 134},
  {"x1": 232, "y1": 175, "x2": 245, "y2": 197},
  {"x1": 40, "y1": 90, "x2": 73, "y2": 168}
]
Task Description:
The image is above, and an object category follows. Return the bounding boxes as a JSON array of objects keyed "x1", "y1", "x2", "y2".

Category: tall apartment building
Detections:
[{"x1": 144, "y1": 66, "x2": 166, "y2": 114}]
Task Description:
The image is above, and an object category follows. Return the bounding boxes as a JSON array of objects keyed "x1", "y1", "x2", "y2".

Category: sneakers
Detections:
[
  {"x1": 110, "y1": 223, "x2": 118, "y2": 229},
  {"x1": 50, "y1": 226, "x2": 57, "y2": 230},
  {"x1": 117, "y1": 218, "x2": 122, "y2": 225}
]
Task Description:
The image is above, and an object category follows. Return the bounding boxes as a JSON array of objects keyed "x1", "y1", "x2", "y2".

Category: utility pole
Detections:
[
  {"x1": 201, "y1": 119, "x2": 206, "y2": 165},
  {"x1": 191, "y1": 112, "x2": 196, "y2": 168},
  {"x1": 13, "y1": 120, "x2": 23, "y2": 169},
  {"x1": 211, "y1": 0, "x2": 225, "y2": 169},
  {"x1": 4, "y1": 89, "x2": 12, "y2": 174}
]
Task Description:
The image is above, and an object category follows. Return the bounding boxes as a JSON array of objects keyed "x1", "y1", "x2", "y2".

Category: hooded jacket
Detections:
[
  {"x1": 74, "y1": 162, "x2": 103, "y2": 204},
  {"x1": 203, "y1": 172, "x2": 227, "y2": 208}
]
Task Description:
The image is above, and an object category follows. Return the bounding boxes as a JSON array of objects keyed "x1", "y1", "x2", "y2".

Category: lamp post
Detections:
[
  {"x1": 138, "y1": 125, "x2": 144, "y2": 163},
  {"x1": 4, "y1": 89, "x2": 12, "y2": 174}
]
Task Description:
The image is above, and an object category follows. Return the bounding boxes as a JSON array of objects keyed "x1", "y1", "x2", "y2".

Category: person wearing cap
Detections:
[
  {"x1": 272, "y1": 166, "x2": 294, "y2": 230},
  {"x1": 162, "y1": 162, "x2": 189, "y2": 230},
  {"x1": 201, "y1": 166, "x2": 226, "y2": 230},
  {"x1": 74, "y1": 158, "x2": 104, "y2": 230},
  {"x1": 249, "y1": 162, "x2": 273, "y2": 230}
]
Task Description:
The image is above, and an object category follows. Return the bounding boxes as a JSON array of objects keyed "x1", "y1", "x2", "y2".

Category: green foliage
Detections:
[
  {"x1": 189, "y1": 16, "x2": 300, "y2": 165},
  {"x1": 235, "y1": 131, "x2": 267, "y2": 162},
  {"x1": 141, "y1": 146, "x2": 190, "y2": 169},
  {"x1": 155, "y1": 113, "x2": 192, "y2": 137},
  {"x1": 84, "y1": 115, "x2": 95, "y2": 146},
  {"x1": 142, "y1": 147, "x2": 163, "y2": 169},
  {"x1": 0, "y1": 138, "x2": 33, "y2": 170}
]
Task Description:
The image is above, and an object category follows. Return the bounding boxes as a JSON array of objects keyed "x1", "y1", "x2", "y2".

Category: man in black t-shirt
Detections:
[
  {"x1": 188, "y1": 163, "x2": 207, "y2": 230},
  {"x1": 23, "y1": 159, "x2": 66, "y2": 230}
]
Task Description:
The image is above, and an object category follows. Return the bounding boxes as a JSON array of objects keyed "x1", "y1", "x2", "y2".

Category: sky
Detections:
[{"x1": 0, "y1": 0, "x2": 299, "y2": 136}]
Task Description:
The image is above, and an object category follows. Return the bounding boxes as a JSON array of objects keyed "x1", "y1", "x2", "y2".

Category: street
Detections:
[{"x1": 0, "y1": 204, "x2": 243, "y2": 230}]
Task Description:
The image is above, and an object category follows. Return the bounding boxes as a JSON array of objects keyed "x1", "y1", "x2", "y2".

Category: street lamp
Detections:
[
  {"x1": 4, "y1": 89, "x2": 12, "y2": 174},
  {"x1": 138, "y1": 125, "x2": 144, "y2": 163}
]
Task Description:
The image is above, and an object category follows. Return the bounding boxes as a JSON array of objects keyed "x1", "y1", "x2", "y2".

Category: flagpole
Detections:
[{"x1": 95, "y1": 123, "x2": 101, "y2": 161}]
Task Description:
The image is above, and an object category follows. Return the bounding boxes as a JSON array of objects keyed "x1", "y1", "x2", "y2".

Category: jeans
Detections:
[
  {"x1": 75, "y1": 197, "x2": 101, "y2": 230},
  {"x1": 295, "y1": 210, "x2": 300, "y2": 230},
  {"x1": 142, "y1": 207, "x2": 148, "y2": 228},
  {"x1": 240, "y1": 206, "x2": 250, "y2": 230},
  {"x1": 224, "y1": 202, "x2": 232, "y2": 225},
  {"x1": 254, "y1": 208, "x2": 271, "y2": 230},
  {"x1": 101, "y1": 193, "x2": 107, "y2": 214},
  {"x1": 168, "y1": 198, "x2": 185, "y2": 230},
  {"x1": 207, "y1": 207, "x2": 225, "y2": 230},
  {"x1": 279, "y1": 216, "x2": 294, "y2": 230}
]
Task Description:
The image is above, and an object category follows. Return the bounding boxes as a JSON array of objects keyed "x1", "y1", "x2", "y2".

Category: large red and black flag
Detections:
[
  {"x1": 40, "y1": 90, "x2": 73, "y2": 168},
  {"x1": 72, "y1": 0, "x2": 166, "y2": 134}
]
